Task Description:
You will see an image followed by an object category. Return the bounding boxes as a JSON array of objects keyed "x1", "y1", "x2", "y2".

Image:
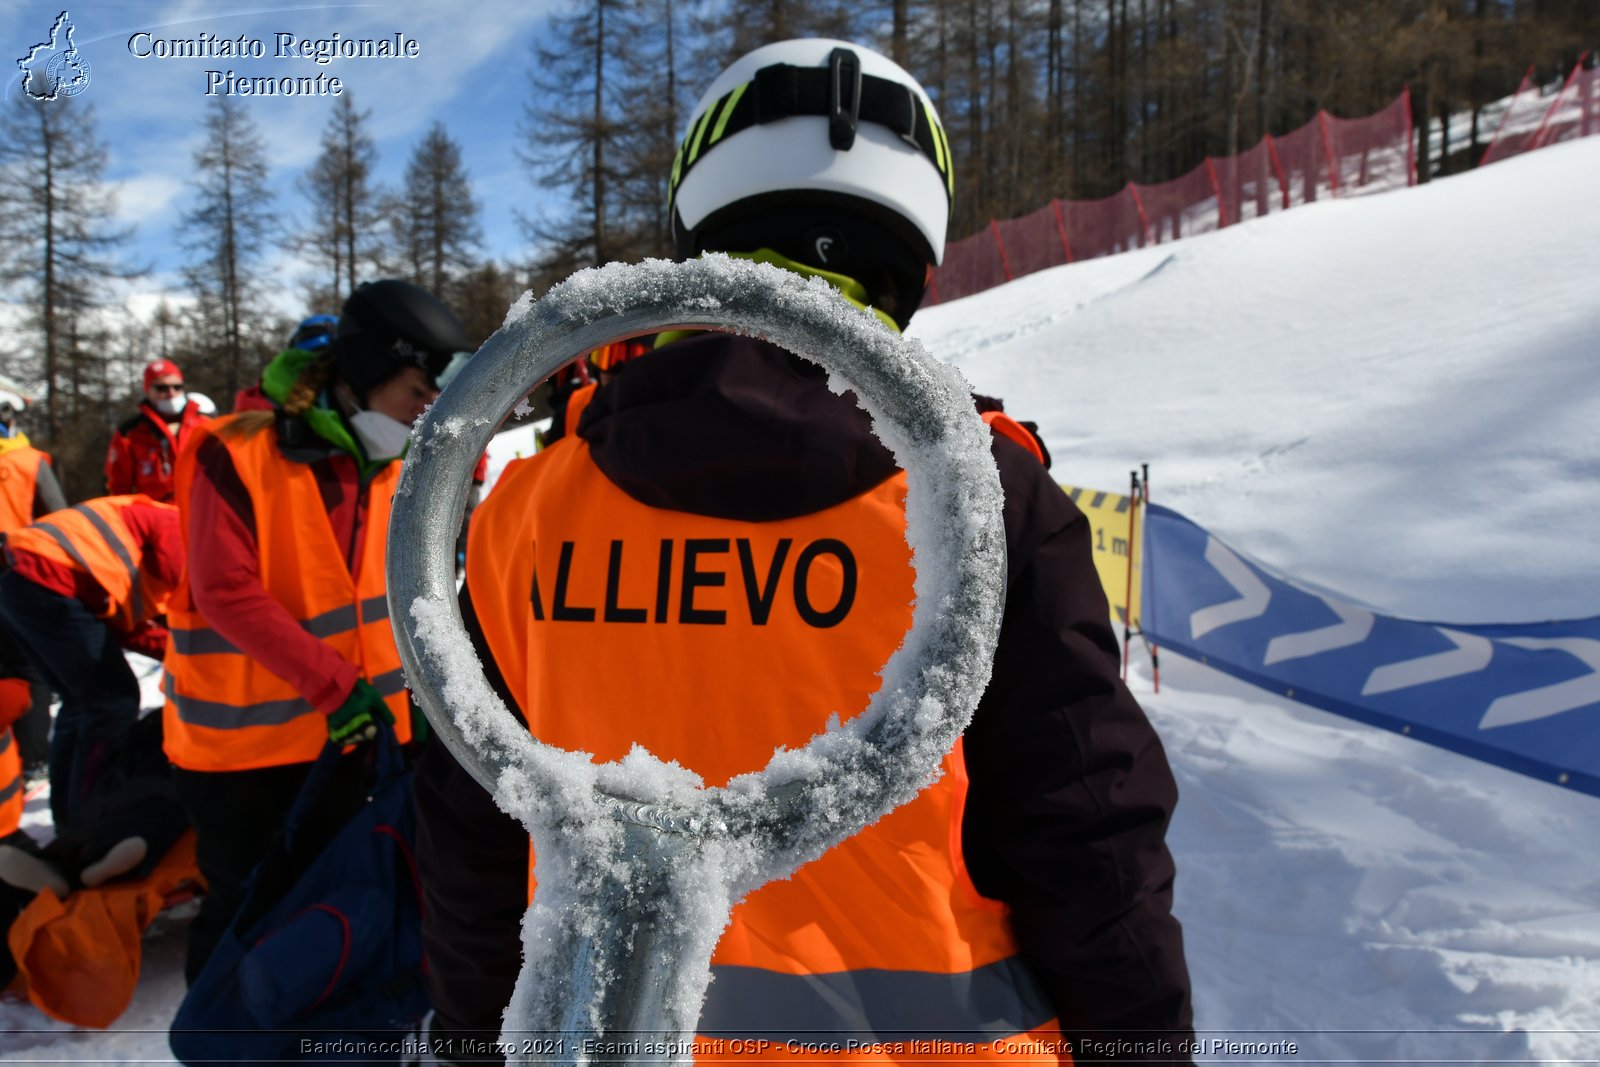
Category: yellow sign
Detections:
[{"x1": 1059, "y1": 484, "x2": 1142, "y2": 629}]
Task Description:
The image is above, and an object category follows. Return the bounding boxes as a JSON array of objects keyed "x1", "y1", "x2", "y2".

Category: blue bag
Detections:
[{"x1": 169, "y1": 722, "x2": 428, "y2": 1063}]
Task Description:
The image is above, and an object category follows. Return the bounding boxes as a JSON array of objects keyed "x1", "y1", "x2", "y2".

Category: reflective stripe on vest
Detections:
[
  {"x1": 169, "y1": 595, "x2": 392, "y2": 656},
  {"x1": 700, "y1": 956, "x2": 1056, "y2": 1040},
  {"x1": 4, "y1": 495, "x2": 169, "y2": 629},
  {"x1": 0, "y1": 728, "x2": 22, "y2": 838},
  {"x1": 467, "y1": 438, "x2": 1064, "y2": 1062},
  {"x1": 164, "y1": 664, "x2": 408, "y2": 730},
  {"x1": 162, "y1": 419, "x2": 411, "y2": 772}
]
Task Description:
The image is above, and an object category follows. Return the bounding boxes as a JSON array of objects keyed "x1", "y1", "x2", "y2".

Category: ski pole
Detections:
[
  {"x1": 1142, "y1": 462, "x2": 1160, "y2": 693},
  {"x1": 1121, "y1": 469, "x2": 1139, "y2": 682}
]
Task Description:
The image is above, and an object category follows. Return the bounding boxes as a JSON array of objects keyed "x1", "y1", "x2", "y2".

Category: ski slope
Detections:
[
  {"x1": 909, "y1": 136, "x2": 1600, "y2": 1064},
  {"x1": 3, "y1": 137, "x2": 1598, "y2": 1063}
]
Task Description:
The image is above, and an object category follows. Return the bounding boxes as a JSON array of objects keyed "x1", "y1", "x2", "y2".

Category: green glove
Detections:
[{"x1": 327, "y1": 679, "x2": 395, "y2": 745}]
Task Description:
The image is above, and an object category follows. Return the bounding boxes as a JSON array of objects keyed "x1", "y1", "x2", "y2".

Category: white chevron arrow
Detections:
[
  {"x1": 1361, "y1": 627, "x2": 1493, "y2": 696},
  {"x1": 1479, "y1": 637, "x2": 1600, "y2": 729},
  {"x1": 1189, "y1": 537, "x2": 1271, "y2": 639},
  {"x1": 1264, "y1": 599, "x2": 1376, "y2": 665}
]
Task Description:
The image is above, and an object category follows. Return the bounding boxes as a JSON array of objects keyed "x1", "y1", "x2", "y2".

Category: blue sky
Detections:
[{"x1": 3, "y1": 1, "x2": 565, "y2": 318}]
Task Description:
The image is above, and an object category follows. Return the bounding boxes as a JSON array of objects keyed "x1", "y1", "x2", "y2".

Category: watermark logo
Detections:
[{"x1": 16, "y1": 11, "x2": 92, "y2": 100}]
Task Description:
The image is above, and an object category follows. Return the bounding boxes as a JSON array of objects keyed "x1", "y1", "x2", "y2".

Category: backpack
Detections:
[{"x1": 169, "y1": 721, "x2": 428, "y2": 1063}]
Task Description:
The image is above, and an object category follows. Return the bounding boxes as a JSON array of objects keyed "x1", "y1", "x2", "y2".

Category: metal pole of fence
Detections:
[
  {"x1": 1051, "y1": 199, "x2": 1075, "y2": 263},
  {"x1": 1204, "y1": 158, "x2": 1228, "y2": 228},
  {"x1": 1529, "y1": 52, "x2": 1590, "y2": 151},
  {"x1": 990, "y1": 219, "x2": 1014, "y2": 282},
  {"x1": 1480, "y1": 65, "x2": 1535, "y2": 167},
  {"x1": 1121, "y1": 469, "x2": 1140, "y2": 683},
  {"x1": 1265, "y1": 134, "x2": 1289, "y2": 210},
  {"x1": 387, "y1": 256, "x2": 1007, "y2": 1066},
  {"x1": 1127, "y1": 184, "x2": 1151, "y2": 247},
  {"x1": 1142, "y1": 462, "x2": 1160, "y2": 694},
  {"x1": 1318, "y1": 111, "x2": 1342, "y2": 197}
]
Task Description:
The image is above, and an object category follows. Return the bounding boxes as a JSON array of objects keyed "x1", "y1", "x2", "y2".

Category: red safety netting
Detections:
[
  {"x1": 928, "y1": 226, "x2": 1008, "y2": 305},
  {"x1": 1325, "y1": 92, "x2": 1415, "y2": 198},
  {"x1": 992, "y1": 202, "x2": 1072, "y2": 279},
  {"x1": 1482, "y1": 56, "x2": 1596, "y2": 166},
  {"x1": 1267, "y1": 116, "x2": 1336, "y2": 207},
  {"x1": 1215, "y1": 140, "x2": 1287, "y2": 224},
  {"x1": 1055, "y1": 188, "x2": 1148, "y2": 261},
  {"x1": 1534, "y1": 62, "x2": 1599, "y2": 150},
  {"x1": 927, "y1": 90, "x2": 1419, "y2": 306},
  {"x1": 1131, "y1": 164, "x2": 1226, "y2": 241},
  {"x1": 1478, "y1": 66, "x2": 1538, "y2": 166}
]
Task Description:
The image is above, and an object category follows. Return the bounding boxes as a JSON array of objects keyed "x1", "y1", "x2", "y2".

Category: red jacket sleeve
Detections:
[
  {"x1": 186, "y1": 435, "x2": 359, "y2": 713},
  {"x1": 105, "y1": 427, "x2": 134, "y2": 495},
  {"x1": 116, "y1": 618, "x2": 171, "y2": 661}
]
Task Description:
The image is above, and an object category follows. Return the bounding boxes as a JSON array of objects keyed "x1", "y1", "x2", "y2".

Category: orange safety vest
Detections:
[
  {"x1": 468, "y1": 438, "x2": 1067, "y2": 1063},
  {"x1": 563, "y1": 381, "x2": 598, "y2": 438},
  {"x1": 0, "y1": 442, "x2": 52, "y2": 536},
  {"x1": 162, "y1": 420, "x2": 411, "y2": 773},
  {"x1": 3, "y1": 495, "x2": 177, "y2": 631},
  {"x1": 0, "y1": 727, "x2": 22, "y2": 838}
]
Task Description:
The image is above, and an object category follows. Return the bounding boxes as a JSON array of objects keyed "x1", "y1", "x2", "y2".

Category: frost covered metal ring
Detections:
[{"x1": 387, "y1": 256, "x2": 1006, "y2": 1053}]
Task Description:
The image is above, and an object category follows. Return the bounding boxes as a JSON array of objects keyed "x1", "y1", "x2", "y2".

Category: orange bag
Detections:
[{"x1": 7, "y1": 831, "x2": 203, "y2": 1028}]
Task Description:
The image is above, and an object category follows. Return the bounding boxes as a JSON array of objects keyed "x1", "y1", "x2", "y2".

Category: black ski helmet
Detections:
[{"x1": 334, "y1": 280, "x2": 470, "y2": 397}]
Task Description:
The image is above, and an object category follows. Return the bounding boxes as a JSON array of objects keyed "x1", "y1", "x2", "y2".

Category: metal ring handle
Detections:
[{"x1": 388, "y1": 255, "x2": 1005, "y2": 883}]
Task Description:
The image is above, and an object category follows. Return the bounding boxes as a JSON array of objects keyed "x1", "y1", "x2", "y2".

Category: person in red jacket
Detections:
[
  {"x1": 414, "y1": 38, "x2": 1192, "y2": 1066},
  {"x1": 104, "y1": 360, "x2": 209, "y2": 502},
  {"x1": 0, "y1": 495, "x2": 181, "y2": 830}
]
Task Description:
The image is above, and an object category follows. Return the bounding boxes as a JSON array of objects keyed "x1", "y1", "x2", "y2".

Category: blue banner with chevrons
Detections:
[{"x1": 1140, "y1": 503, "x2": 1600, "y2": 797}]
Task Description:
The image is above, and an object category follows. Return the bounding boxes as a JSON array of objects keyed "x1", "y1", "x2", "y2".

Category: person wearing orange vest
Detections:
[
  {"x1": 104, "y1": 359, "x2": 210, "y2": 502},
  {"x1": 0, "y1": 384, "x2": 67, "y2": 532},
  {"x1": 162, "y1": 278, "x2": 468, "y2": 984},
  {"x1": 0, "y1": 678, "x2": 28, "y2": 839},
  {"x1": 0, "y1": 495, "x2": 181, "y2": 830},
  {"x1": 0, "y1": 384, "x2": 67, "y2": 780},
  {"x1": 0, "y1": 676, "x2": 31, "y2": 989},
  {"x1": 414, "y1": 40, "x2": 1193, "y2": 1066}
]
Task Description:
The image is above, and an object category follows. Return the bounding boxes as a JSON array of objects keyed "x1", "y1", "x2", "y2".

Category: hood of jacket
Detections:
[{"x1": 0, "y1": 432, "x2": 35, "y2": 457}]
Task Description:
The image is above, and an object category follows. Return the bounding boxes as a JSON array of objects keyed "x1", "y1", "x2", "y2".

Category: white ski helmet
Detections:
[{"x1": 670, "y1": 39, "x2": 953, "y2": 274}]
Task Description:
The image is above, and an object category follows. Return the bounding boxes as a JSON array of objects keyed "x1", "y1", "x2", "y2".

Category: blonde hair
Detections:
[{"x1": 218, "y1": 353, "x2": 336, "y2": 439}]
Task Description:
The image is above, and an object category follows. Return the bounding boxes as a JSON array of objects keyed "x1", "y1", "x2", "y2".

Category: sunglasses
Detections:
[{"x1": 151, "y1": 383, "x2": 185, "y2": 394}]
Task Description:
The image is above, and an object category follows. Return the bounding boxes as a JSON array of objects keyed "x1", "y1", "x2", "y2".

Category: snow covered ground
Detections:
[{"x1": 2, "y1": 136, "x2": 1597, "y2": 1063}]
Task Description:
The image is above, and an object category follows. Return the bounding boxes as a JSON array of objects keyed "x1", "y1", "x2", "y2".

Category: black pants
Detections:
[
  {"x1": 0, "y1": 570, "x2": 141, "y2": 828},
  {"x1": 0, "y1": 604, "x2": 54, "y2": 767},
  {"x1": 172, "y1": 753, "x2": 368, "y2": 984}
]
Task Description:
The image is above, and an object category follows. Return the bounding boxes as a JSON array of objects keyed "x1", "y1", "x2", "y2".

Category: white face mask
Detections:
[
  {"x1": 153, "y1": 394, "x2": 188, "y2": 417},
  {"x1": 349, "y1": 408, "x2": 414, "y2": 462}
]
